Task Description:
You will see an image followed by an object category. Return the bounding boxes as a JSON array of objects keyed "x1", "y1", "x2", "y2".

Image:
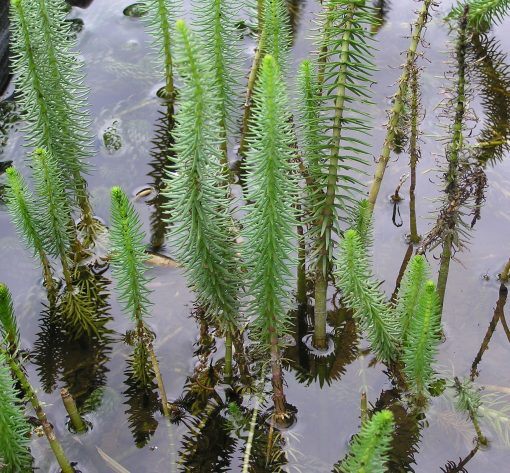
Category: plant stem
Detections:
[
  {"x1": 367, "y1": 0, "x2": 433, "y2": 211},
  {"x1": 148, "y1": 342, "x2": 171, "y2": 417},
  {"x1": 409, "y1": 65, "x2": 421, "y2": 243},
  {"x1": 297, "y1": 206, "x2": 307, "y2": 309},
  {"x1": 6, "y1": 354, "x2": 74, "y2": 473},
  {"x1": 224, "y1": 329, "x2": 233, "y2": 383},
  {"x1": 156, "y1": 0, "x2": 175, "y2": 107},
  {"x1": 313, "y1": 3, "x2": 355, "y2": 349},
  {"x1": 501, "y1": 258, "x2": 510, "y2": 282},
  {"x1": 361, "y1": 391, "x2": 369, "y2": 425},
  {"x1": 269, "y1": 328, "x2": 287, "y2": 423},
  {"x1": 60, "y1": 388, "x2": 87, "y2": 433}
]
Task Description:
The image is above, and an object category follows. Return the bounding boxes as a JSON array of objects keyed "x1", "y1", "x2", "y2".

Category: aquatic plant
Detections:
[
  {"x1": 4, "y1": 167, "x2": 56, "y2": 298},
  {"x1": 110, "y1": 186, "x2": 170, "y2": 415},
  {"x1": 401, "y1": 280, "x2": 441, "y2": 398},
  {"x1": 0, "y1": 283, "x2": 20, "y2": 355},
  {"x1": 242, "y1": 54, "x2": 298, "y2": 422},
  {"x1": 9, "y1": 0, "x2": 97, "y2": 241},
  {"x1": 336, "y1": 409, "x2": 395, "y2": 473},
  {"x1": 192, "y1": 0, "x2": 242, "y2": 156},
  {"x1": 301, "y1": 0, "x2": 378, "y2": 349},
  {"x1": 453, "y1": 377, "x2": 488, "y2": 445},
  {"x1": 448, "y1": 0, "x2": 510, "y2": 30},
  {"x1": 335, "y1": 229, "x2": 399, "y2": 363},
  {"x1": 60, "y1": 388, "x2": 87, "y2": 433},
  {"x1": 367, "y1": 0, "x2": 434, "y2": 210},
  {"x1": 0, "y1": 353, "x2": 32, "y2": 473},
  {"x1": 163, "y1": 20, "x2": 242, "y2": 381},
  {"x1": 140, "y1": 0, "x2": 179, "y2": 101}
]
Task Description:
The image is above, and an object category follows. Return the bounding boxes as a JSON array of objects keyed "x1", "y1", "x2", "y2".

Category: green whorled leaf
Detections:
[
  {"x1": 109, "y1": 186, "x2": 152, "y2": 325},
  {"x1": 30, "y1": 148, "x2": 73, "y2": 262},
  {"x1": 0, "y1": 353, "x2": 32, "y2": 473},
  {"x1": 192, "y1": 0, "x2": 243, "y2": 133},
  {"x1": 335, "y1": 229, "x2": 399, "y2": 362},
  {"x1": 9, "y1": 0, "x2": 93, "y2": 202},
  {"x1": 395, "y1": 255, "x2": 429, "y2": 342},
  {"x1": 447, "y1": 0, "x2": 510, "y2": 30},
  {"x1": 242, "y1": 54, "x2": 299, "y2": 348},
  {"x1": 163, "y1": 20, "x2": 241, "y2": 332},
  {"x1": 0, "y1": 284, "x2": 20, "y2": 353},
  {"x1": 301, "y1": 0, "x2": 378, "y2": 273},
  {"x1": 336, "y1": 409, "x2": 395, "y2": 473},
  {"x1": 402, "y1": 280, "x2": 441, "y2": 397},
  {"x1": 261, "y1": 0, "x2": 291, "y2": 71},
  {"x1": 4, "y1": 167, "x2": 47, "y2": 262}
]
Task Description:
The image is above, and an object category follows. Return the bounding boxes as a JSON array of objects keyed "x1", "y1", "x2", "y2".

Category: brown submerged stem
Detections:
[
  {"x1": 224, "y1": 329, "x2": 233, "y2": 383},
  {"x1": 500, "y1": 258, "x2": 510, "y2": 282},
  {"x1": 60, "y1": 388, "x2": 87, "y2": 433},
  {"x1": 6, "y1": 354, "x2": 74, "y2": 473},
  {"x1": 367, "y1": 0, "x2": 434, "y2": 211},
  {"x1": 409, "y1": 65, "x2": 421, "y2": 243},
  {"x1": 148, "y1": 342, "x2": 171, "y2": 417},
  {"x1": 269, "y1": 328, "x2": 288, "y2": 424}
]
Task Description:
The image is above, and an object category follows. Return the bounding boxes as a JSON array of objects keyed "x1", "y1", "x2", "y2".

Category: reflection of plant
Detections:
[{"x1": 448, "y1": 0, "x2": 510, "y2": 30}]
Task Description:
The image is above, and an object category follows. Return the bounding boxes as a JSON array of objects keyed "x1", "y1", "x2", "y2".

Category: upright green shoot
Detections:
[
  {"x1": 242, "y1": 54, "x2": 298, "y2": 423},
  {"x1": 448, "y1": 0, "x2": 510, "y2": 30},
  {"x1": 336, "y1": 409, "x2": 395, "y2": 473},
  {"x1": 0, "y1": 284, "x2": 20, "y2": 355},
  {"x1": 0, "y1": 353, "x2": 32, "y2": 473},
  {"x1": 163, "y1": 21, "x2": 241, "y2": 381}
]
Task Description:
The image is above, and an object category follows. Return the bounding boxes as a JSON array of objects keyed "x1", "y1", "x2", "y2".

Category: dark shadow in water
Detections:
[
  {"x1": 469, "y1": 34, "x2": 510, "y2": 166},
  {"x1": 285, "y1": 305, "x2": 359, "y2": 388},
  {"x1": 147, "y1": 106, "x2": 175, "y2": 251},
  {"x1": 440, "y1": 444, "x2": 479, "y2": 473},
  {"x1": 0, "y1": 1, "x2": 10, "y2": 95},
  {"x1": 372, "y1": 0, "x2": 392, "y2": 34},
  {"x1": 32, "y1": 269, "x2": 113, "y2": 409},
  {"x1": 68, "y1": 0, "x2": 95, "y2": 8},
  {"x1": 286, "y1": 0, "x2": 305, "y2": 40}
]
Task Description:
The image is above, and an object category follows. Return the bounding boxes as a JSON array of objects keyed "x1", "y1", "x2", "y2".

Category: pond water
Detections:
[{"x1": 1, "y1": 0, "x2": 510, "y2": 472}]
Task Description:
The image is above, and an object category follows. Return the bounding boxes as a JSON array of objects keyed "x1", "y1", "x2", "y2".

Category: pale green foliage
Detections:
[
  {"x1": 305, "y1": 0, "x2": 378, "y2": 273},
  {"x1": 335, "y1": 229, "x2": 399, "y2": 362},
  {"x1": 9, "y1": 0, "x2": 92, "y2": 202},
  {"x1": 192, "y1": 0, "x2": 242, "y2": 132},
  {"x1": 262, "y1": 0, "x2": 291, "y2": 70},
  {"x1": 164, "y1": 20, "x2": 241, "y2": 332},
  {"x1": 454, "y1": 378, "x2": 482, "y2": 417},
  {"x1": 352, "y1": 199, "x2": 373, "y2": 248},
  {"x1": 0, "y1": 353, "x2": 32, "y2": 473},
  {"x1": 395, "y1": 255, "x2": 429, "y2": 341},
  {"x1": 337, "y1": 409, "x2": 394, "y2": 473},
  {"x1": 448, "y1": 0, "x2": 510, "y2": 30},
  {"x1": 110, "y1": 187, "x2": 151, "y2": 325},
  {"x1": 0, "y1": 284, "x2": 20, "y2": 353},
  {"x1": 30, "y1": 148, "x2": 73, "y2": 262},
  {"x1": 242, "y1": 54, "x2": 298, "y2": 348},
  {"x1": 402, "y1": 280, "x2": 441, "y2": 396},
  {"x1": 4, "y1": 167, "x2": 47, "y2": 262}
]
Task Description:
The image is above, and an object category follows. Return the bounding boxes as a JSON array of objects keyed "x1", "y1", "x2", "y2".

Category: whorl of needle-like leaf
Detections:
[
  {"x1": 0, "y1": 353, "x2": 32, "y2": 473},
  {"x1": 307, "y1": 0, "x2": 378, "y2": 272},
  {"x1": 395, "y1": 255, "x2": 429, "y2": 342},
  {"x1": 447, "y1": 0, "x2": 510, "y2": 30},
  {"x1": 402, "y1": 280, "x2": 441, "y2": 397},
  {"x1": 192, "y1": 0, "x2": 242, "y2": 132},
  {"x1": 0, "y1": 284, "x2": 20, "y2": 353},
  {"x1": 242, "y1": 54, "x2": 298, "y2": 348},
  {"x1": 261, "y1": 0, "x2": 292, "y2": 71},
  {"x1": 110, "y1": 187, "x2": 152, "y2": 325},
  {"x1": 163, "y1": 20, "x2": 241, "y2": 331},
  {"x1": 31, "y1": 148, "x2": 73, "y2": 262},
  {"x1": 9, "y1": 0, "x2": 93, "y2": 201},
  {"x1": 453, "y1": 377, "x2": 482, "y2": 419},
  {"x1": 4, "y1": 167, "x2": 47, "y2": 261},
  {"x1": 336, "y1": 409, "x2": 395, "y2": 473},
  {"x1": 335, "y1": 229, "x2": 399, "y2": 362}
]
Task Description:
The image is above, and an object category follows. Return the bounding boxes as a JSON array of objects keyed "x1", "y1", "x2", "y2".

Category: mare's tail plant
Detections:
[
  {"x1": 335, "y1": 409, "x2": 395, "y2": 473},
  {"x1": 4, "y1": 168, "x2": 56, "y2": 299},
  {"x1": 163, "y1": 20, "x2": 242, "y2": 382},
  {"x1": 335, "y1": 228, "x2": 399, "y2": 363},
  {"x1": 447, "y1": 0, "x2": 510, "y2": 30},
  {"x1": 0, "y1": 353, "x2": 32, "y2": 473},
  {"x1": 401, "y1": 280, "x2": 441, "y2": 399},
  {"x1": 453, "y1": 377, "x2": 488, "y2": 445},
  {"x1": 9, "y1": 0, "x2": 98, "y2": 243},
  {"x1": 298, "y1": 0, "x2": 378, "y2": 349},
  {"x1": 192, "y1": 0, "x2": 242, "y2": 160},
  {"x1": 110, "y1": 187, "x2": 170, "y2": 416},
  {"x1": 0, "y1": 289, "x2": 74, "y2": 473},
  {"x1": 242, "y1": 54, "x2": 298, "y2": 424},
  {"x1": 367, "y1": 0, "x2": 434, "y2": 210},
  {"x1": 140, "y1": 0, "x2": 179, "y2": 102}
]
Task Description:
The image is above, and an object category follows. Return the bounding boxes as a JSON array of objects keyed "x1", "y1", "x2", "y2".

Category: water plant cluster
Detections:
[{"x1": 1, "y1": 0, "x2": 510, "y2": 471}]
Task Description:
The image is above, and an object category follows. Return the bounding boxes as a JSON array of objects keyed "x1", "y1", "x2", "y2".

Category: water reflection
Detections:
[{"x1": 372, "y1": 0, "x2": 392, "y2": 34}]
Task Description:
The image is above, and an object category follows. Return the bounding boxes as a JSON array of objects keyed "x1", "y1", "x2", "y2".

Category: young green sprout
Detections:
[
  {"x1": 163, "y1": 20, "x2": 242, "y2": 382},
  {"x1": 0, "y1": 283, "x2": 20, "y2": 355},
  {"x1": 242, "y1": 54, "x2": 298, "y2": 424},
  {"x1": 110, "y1": 186, "x2": 170, "y2": 416}
]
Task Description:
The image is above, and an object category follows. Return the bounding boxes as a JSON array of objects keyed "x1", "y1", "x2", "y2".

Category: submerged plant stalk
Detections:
[{"x1": 60, "y1": 388, "x2": 87, "y2": 433}]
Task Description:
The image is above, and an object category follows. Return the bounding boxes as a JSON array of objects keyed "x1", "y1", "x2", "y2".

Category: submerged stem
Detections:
[{"x1": 60, "y1": 388, "x2": 87, "y2": 433}]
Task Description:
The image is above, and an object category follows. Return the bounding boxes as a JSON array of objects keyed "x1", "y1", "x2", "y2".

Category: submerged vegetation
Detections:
[{"x1": 0, "y1": 0, "x2": 510, "y2": 471}]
